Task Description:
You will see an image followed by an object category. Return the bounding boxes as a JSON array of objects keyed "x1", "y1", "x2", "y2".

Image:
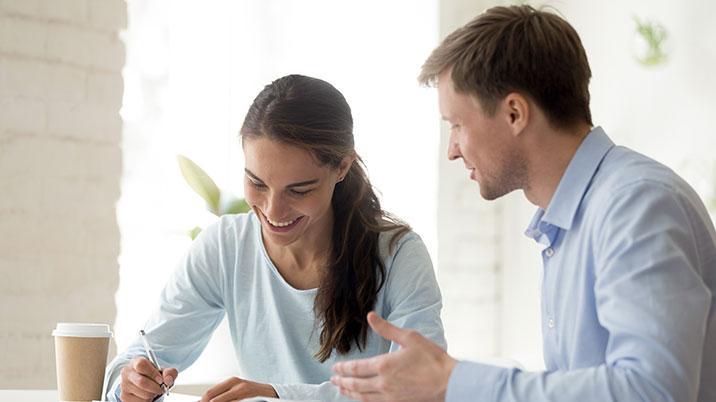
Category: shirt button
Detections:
[
  {"x1": 548, "y1": 318, "x2": 555, "y2": 329},
  {"x1": 545, "y1": 247, "x2": 555, "y2": 257}
]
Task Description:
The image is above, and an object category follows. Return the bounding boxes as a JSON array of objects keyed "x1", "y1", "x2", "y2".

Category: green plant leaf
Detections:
[
  {"x1": 177, "y1": 155, "x2": 221, "y2": 214},
  {"x1": 221, "y1": 195, "x2": 251, "y2": 215},
  {"x1": 188, "y1": 226, "x2": 202, "y2": 240},
  {"x1": 633, "y1": 16, "x2": 669, "y2": 66}
]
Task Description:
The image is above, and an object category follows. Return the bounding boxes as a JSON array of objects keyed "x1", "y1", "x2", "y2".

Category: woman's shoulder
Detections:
[
  {"x1": 198, "y1": 211, "x2": 260, "y2": 247},
  {"x1": 376, "y1": 226, "x2": 439, "y2": 308},
  {"x1": 185, "y1": 212, "x2": 263, "y2": 281},
  {"x1": 377, "y1": 226, "x2": 426, "y2": 263}
]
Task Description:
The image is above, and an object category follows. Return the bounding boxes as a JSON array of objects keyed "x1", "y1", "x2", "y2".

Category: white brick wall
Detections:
[{"x1": 0, "y1": 0, "x2": 126, "y2": 388}]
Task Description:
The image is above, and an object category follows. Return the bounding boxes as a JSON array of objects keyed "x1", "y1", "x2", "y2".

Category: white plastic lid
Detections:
[{"x1": 52, "y1": 323, "x2": 113, "y2": 338}]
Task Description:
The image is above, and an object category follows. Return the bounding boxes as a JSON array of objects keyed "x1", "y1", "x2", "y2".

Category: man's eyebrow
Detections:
[{"x1": 244, "y1": 169, "x2": 319, "y2": 187}]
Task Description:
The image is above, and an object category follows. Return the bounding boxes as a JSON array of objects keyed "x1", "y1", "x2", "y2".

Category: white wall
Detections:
[
  {"x1": 562, "y1": 0, "x2": 716, "y2": 194},
  {"x1": 0, "y1": 0, "x2": 126, "y2": 388}
]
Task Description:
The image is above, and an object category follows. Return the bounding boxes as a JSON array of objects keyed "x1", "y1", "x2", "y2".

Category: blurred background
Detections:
[{"x1": 1, "y1": 0, "x2": 715, "y2": 390}]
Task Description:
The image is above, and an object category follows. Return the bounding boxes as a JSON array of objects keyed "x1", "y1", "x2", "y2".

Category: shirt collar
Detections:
[{"x1": 527, "y1": 126, "x2": 614, "y2": 236}]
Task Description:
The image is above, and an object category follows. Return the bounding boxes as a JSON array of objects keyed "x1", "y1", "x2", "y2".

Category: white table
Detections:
[
  {"x1": 0, "y1": 390, "x2": 57, "y2": 401},
  {"x1": 0, "y1": 390, "x2": 199, "y2": 402}
]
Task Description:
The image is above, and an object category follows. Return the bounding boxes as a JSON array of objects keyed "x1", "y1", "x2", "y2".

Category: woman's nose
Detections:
[{"x1": 265, "y1": 191, "x2": 287, "y2": 219}]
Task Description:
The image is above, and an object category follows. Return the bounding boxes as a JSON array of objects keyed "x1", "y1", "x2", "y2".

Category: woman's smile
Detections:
[{"x1": 259, "y1": 210, "x2": 306, "y2": 233}]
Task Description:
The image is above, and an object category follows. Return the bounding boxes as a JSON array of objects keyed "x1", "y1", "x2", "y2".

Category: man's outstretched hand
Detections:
[{"x1": 331, "y1": 312, "x2": 456, "y2": 402}]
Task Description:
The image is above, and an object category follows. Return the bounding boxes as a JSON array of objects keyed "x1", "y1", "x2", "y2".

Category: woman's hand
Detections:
[
  {"x1": 120, "y1": 356, "x2": 177, "y2": 402},
  {"x1": 200, "y1": 377, "x2": 278, "y2": 402}
]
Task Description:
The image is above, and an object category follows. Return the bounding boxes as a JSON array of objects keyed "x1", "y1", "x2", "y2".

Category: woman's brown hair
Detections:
[{"x1": 240, "y1": 74, "x2": 409, "y2": 362}]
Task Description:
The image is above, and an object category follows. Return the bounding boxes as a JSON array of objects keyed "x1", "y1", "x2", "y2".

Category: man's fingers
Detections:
[
  {"x1": 367, "y1": 312, "x2": 420, "y2": 347},
  {"x1": 332, "y1": 354, "x2": 389, "y2": 377},
  {"x1": 330, "y1": 374, "x2": 383, "y2": 393}
]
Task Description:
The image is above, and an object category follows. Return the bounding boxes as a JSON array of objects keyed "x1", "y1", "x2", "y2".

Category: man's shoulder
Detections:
[
  {"x1": 590, "y1": 145, "x2": 690, "y2": 201},
  {"x1": 580, "y1": 145, "x2": 710, "y2": 231}
]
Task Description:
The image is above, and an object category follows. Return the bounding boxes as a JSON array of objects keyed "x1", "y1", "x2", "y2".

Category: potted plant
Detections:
[{"x1": 177, "y1": 155, "x2": 251, "y2": 239}]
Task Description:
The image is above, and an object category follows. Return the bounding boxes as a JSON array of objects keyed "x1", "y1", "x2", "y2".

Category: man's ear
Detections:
[{"x1": 502, "y1": 92, "x2": 530, "y2": 136}]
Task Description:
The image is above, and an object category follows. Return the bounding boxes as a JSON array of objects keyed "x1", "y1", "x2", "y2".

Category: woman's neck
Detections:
[{"x1": 262, "y1": 211, "x2": 334, "y2": 289}]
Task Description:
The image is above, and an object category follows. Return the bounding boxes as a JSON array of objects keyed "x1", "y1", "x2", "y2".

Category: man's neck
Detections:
[{"x1": 523, "y1": 123, "x2": 592, "y2": 209}]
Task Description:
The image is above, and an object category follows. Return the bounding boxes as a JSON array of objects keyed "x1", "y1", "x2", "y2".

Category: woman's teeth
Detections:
[{"x1": 267, "y1": 217, "x2": 297, "y2": 227}]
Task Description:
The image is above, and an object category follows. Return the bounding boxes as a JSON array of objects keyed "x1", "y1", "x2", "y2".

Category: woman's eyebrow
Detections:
[{"x1": 245, "y1": 169, "x2": 320, "y2": 188}]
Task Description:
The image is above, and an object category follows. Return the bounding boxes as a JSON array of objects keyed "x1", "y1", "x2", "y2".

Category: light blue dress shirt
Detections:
[
  {"x1": 104, "y1": 212, "x2": 445, "y2": 402},
  {"x1": 447, "y1": 127, "x2": 716, "y2": 402}
]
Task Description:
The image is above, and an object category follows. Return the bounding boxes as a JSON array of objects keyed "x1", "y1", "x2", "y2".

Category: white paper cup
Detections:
[{"x1": 52, "y1": 323, "x2": 112, "y2": 402}]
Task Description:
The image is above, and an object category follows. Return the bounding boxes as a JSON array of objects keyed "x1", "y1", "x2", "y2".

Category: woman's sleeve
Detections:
[
  {"x1": 272, "y1": 232, "x2": 446, "y2": 401},
  {"x1": 103, "y1": 219, "x2": 229, "y2": 401},
  {"x1": 382, "y1": 232, "x2": 446, "y2": 350}
]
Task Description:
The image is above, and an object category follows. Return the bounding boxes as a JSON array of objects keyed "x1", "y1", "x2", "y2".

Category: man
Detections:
[{"x1": 331, "y1": 5, "x2": 716, "y2": 402}]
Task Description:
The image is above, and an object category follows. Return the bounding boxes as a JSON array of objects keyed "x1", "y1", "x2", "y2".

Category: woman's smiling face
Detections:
[{"x1": 243, "y1": 136, "x2": 346, "y2": 248}]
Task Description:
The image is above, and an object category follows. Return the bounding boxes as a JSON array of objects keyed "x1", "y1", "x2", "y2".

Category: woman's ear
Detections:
[{"x1": 337, "y1": 155, "x2": 355, "y2": 183}]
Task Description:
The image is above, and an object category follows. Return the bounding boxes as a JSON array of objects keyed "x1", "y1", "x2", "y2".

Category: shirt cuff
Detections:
[
  {"x1": 270, "y1": 383, "x2": 287, "y2": 399},
  {"x1": 106, "y1": 377, "x2": 122, "y2": 402},
  {"x1": 446, "y1": 360, "x2": 507, "y2": 402}
]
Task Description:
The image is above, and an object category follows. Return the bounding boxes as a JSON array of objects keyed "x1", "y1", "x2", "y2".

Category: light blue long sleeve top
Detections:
[
  {"x1": 105, "y1": 212, "x2": 445, "y2": 402},
  {"x1": 447, "y1": 127, "x2": 716, "y2": 402}
]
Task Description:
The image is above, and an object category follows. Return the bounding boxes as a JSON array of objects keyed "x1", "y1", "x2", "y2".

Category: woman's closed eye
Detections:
[
  {"x1": 249, "y1": 179, "x2": 313, "y2": 196},
  {"x1": 289, "y1": 188, "x2": 313, "y2": 196}
]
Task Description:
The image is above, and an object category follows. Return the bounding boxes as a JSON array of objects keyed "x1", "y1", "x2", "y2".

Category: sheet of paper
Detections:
[
  {"x1": 165, "y1": 393, "x2": 200, "y2": 402},
  {"x1": 164, "y1": 393, "x2": 319, "y2": 402},
  {"x1": 239, "y1": 398, "x2": 320, "y2": 402}
]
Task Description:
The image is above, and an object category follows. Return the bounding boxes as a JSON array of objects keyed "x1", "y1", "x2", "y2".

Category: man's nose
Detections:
[{"x1": 447, "y1": 131, "x2": 461, "y2": 161}]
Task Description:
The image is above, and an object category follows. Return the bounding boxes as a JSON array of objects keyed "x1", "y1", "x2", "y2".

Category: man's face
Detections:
[{"x1": 437, "y1": 71, "x2": 527, "y2": 200}]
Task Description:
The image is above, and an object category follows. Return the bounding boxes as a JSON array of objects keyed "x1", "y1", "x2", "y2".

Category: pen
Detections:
[{"x1": 139, "y1": 330, "x2": 169, "y2": 396}]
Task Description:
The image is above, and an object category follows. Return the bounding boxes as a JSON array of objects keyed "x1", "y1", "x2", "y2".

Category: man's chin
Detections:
[{"x1": 478, "y1": 183, "x2": 515, "y2": 201}]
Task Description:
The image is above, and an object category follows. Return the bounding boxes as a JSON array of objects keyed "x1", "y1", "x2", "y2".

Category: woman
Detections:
[{"x1": 104, "y1": 75, "x2": 445, "y2": 402}]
